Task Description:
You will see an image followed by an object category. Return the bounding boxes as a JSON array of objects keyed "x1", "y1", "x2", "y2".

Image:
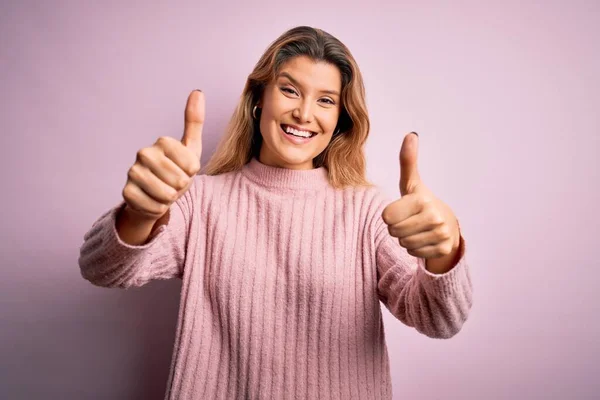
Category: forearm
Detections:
[{"x1": 79, "y1": 201, "x2": 185, "y2": 288}]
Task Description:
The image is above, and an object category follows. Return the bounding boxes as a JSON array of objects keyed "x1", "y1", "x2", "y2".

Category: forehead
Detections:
[{"x1": 276, "y1": 56, "x2": 342, "y2": 92}]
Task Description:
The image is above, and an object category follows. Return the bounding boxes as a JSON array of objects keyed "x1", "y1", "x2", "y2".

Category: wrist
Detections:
[{"x1": 116, "y1": 205, "x2": 159, "y2": 245}]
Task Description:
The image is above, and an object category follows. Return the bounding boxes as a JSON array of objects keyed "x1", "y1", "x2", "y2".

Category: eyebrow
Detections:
[{"x1": 277, "y1": 72, "x2": 340, "y2": 96}]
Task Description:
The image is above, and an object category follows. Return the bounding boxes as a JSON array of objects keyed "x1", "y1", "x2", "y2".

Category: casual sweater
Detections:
[{"x1": 78, "y1": 157, "x2": 473, "y2": 400}]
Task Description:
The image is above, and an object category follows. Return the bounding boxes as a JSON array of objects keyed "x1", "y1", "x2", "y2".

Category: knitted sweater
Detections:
[{"x1": 78, "y1": 157, "x2": 473, "y2": 400}]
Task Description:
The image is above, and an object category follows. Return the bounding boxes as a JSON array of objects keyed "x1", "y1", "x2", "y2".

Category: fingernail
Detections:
[
  {"x1": 195, "y1": 89, "x2": 202, "y2": 93},
  {"x1": 411, "y1": 131, "x2": 419, "y2": 137}
]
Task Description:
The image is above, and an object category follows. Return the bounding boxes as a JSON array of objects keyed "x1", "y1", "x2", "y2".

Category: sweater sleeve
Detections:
[
  {"x1": 373, "y1": 194, "x2": 474, "y2": 339},
  {"x1": 78, "y1": 178, "x2": 197, "y2": 289}
]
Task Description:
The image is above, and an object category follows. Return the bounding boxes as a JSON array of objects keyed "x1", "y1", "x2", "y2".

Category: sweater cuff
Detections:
[
  {"x1": 79, "y1": 201, "x2": 169, "y2": 286},
  {"x1": 84, "y1": 201, "x2": 166, "y2": 268}
]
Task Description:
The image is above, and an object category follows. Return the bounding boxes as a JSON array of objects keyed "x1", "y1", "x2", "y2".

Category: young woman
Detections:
[{"x1": 79, "y1": 26, "x2": 472, "y2": 400}]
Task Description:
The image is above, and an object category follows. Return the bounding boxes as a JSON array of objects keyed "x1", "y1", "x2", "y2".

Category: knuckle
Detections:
[
  {"x1": 136, "y1": 147, "x2": 152, "y2": 164},
  {"x1": 168, "y1": 188, "x2": 179, "y2": 202},
  {"x1": 381, "y1": 209, "x2": 391, "y2": 225},
  {"x1": 122, "y1": 183, "x2": 134, "y2": 201},
  {"x1": 437, "y1": 225, "x2": 450, "y2": 239},
  {"x1": 127, "y1": 164, "x2": 140, "y2": 181},
  {"x1": 387, "y1": 225, "x2": 394, "y2": 236},
  {"x1": 181, "y1": 155, "x2": 198, "y2": 176},
  {"x1": 427, "y1": 211, "x2": 443, "y2": 225},
  {"x1": 158, "y1": 203, "x2": 169, "y2": 215},
  {"x1": 419, "y1": 196, "x2": 433, "y2": 209},
  {"x1": 177, "y1": 177, "x2": 189, "y2": 190},
  {"x1": 382, "y1": 213, "x2": 388, "y2": 224},
  {"x1": 190, "y1": 158, "x2": 201, "y2": 174},
  {"x1": 179, "y1": 160, "x2": 192, "y2": 175},
  {"x1": 149, "y1": 202, "x2": 161, "y2": 216},
  {"x1": 156, "y1": 136, "x2": 171, "y2": 147}
]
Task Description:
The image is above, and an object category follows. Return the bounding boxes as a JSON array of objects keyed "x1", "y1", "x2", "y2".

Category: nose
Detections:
[{"x1": 292, "y1": 100, "x2": 313, "y2": 123}]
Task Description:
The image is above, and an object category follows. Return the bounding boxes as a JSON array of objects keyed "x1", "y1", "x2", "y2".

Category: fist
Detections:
[
  {"x1": 122, "y1": 90, "x2": 205, "y2": 221},
  {"x1": 382, "y1": 132, "x2": 460, "y2": 259}
]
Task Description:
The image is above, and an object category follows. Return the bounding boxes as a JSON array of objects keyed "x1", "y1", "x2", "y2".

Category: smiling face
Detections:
[{"x1": 257, "y1": 55, "x2": 342, "y2": 170}]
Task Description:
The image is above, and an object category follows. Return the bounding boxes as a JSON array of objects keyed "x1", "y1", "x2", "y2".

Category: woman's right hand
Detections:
[{"x1": 121, "y1": 90, "x2": 205, "y2": 222}]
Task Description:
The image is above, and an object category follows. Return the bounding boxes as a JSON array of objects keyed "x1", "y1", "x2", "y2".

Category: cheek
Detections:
[
  {"x1": 258, "y1": 118, "x2": 273, "y2": 142},
  {"x1": 261, "y1": 102, "x2": 286, "y2": 129},
  {"x1": 258, "y1": 103, "x2": 276, "y2": 133},
  {"x1": 266, "y1": 90, "x2": 291, "y2": 113},
  {"x1": 322, "y1": 111, "x2": 340, "y2": 132}
]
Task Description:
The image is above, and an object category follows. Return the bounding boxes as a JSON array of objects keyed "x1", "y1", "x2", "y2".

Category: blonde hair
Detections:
[{"x1": 204, "y1": 26, "x2": 372, "y2": 189}]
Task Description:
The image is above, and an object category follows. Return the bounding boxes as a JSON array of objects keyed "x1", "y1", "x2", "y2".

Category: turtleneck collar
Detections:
[{"x1": 241, "y1": 157, "x2": 330, "y2": 190}]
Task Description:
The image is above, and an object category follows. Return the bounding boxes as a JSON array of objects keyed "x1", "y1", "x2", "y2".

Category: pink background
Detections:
[{"x1": 1, "y1": 0, "x2": 598, "y2": 398}]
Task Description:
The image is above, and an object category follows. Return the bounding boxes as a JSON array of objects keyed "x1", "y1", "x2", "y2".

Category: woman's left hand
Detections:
[{"x1": 381, "y1": 133, "x2": 461, "y2": 260}]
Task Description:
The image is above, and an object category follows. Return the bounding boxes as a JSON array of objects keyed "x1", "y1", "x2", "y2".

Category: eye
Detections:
[
  {"x1": 320, "y1": 98, "x2": 335, "y2": 105},
  {"x1": 280, "y1": 87, "x2": 298, "y2": 95}
]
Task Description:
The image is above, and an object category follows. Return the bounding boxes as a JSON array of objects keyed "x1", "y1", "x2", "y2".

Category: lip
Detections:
[{"x1": 280, "y1": 124, "x2": 316, "y2": 145}]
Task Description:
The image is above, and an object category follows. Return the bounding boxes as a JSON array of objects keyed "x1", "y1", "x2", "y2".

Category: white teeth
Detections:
[{"x1": 284, "y1": 125, "x2": 313, "y2": 138}]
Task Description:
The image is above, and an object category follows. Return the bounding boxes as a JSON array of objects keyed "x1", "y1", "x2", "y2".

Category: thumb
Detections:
[
  {"x1": 181, "y1": 89, "x2": 205, "y2": 158},
  {"x1": 399, "y1": 132, "x2": 421, "y2": 196}
]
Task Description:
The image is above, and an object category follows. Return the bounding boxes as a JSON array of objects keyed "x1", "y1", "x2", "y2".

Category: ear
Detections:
[{"x1": 256, "y1": 90, "x2": 265, "y2": 108}]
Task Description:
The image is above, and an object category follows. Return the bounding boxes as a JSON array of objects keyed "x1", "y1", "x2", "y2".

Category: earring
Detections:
[
  {"x1": 252, "y1": 105, "x2": 260, "y2": 119},
  {"x1": 334, "y1": 127, "x2": 341, "y2": 136}
]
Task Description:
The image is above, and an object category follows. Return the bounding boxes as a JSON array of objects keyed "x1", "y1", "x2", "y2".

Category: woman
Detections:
[{"x1": 79, "y1": 26, "x2": 472, "y2": 400}]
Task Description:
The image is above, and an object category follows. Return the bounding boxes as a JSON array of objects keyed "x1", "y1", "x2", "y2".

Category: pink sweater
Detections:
[{"x1": 78, "y1": 157, "x2": 473, "y2": 400}]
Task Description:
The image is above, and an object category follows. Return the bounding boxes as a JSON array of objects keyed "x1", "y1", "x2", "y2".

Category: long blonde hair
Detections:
[{"x1": 204, "y1": 26, "x2": 372, "y2": 189}]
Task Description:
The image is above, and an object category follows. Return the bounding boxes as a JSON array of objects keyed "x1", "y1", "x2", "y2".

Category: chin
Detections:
[{"x1": 261, "y1": 142, "x2": 318, "y2": 169}]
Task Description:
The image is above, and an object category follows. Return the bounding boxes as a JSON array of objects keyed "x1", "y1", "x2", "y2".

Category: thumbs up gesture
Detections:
[
  {"x1": 381, "y1": 133, "x2": 462, "y2": 271},
  {"x1": 121, "y1": 90, "x2": 205, "y2": 221}
]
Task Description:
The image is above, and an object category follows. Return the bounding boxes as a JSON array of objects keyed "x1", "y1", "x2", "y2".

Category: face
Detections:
[{"x1": 256, "y1": 55, "x2": 342, "y2": 170}]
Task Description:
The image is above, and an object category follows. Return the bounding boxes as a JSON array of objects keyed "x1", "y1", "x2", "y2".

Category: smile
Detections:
[
  {"x1": 280, "y1": 124, "x2": 317, "y2": 138},
  {"x1": 280, "y1": 124, "x2": 317, "y2": 145}
]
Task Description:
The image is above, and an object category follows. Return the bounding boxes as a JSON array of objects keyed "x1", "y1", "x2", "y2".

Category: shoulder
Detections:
[{"x1": 349, "y1": 185, "x2": 396, "y2": 249}]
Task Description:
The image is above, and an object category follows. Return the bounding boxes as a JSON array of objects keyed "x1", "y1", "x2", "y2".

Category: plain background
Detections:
[{"x1": 1, "y1": 0, "x2": 598, "y2": 399}]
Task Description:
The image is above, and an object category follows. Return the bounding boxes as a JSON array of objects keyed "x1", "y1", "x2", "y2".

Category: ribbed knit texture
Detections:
[{"x1": 78, "y1": 157, "x2": 473, "y2": 400}]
